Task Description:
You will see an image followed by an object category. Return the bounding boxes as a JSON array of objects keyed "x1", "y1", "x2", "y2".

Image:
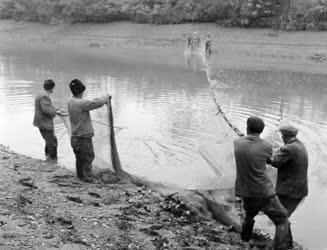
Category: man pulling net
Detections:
[
  {"x1": 67, "y1": 79, "x2": 111, "y2": 182},
  {"x1": 234, "y1": 116, "x2": 290, "y2": 249},
  {"x1": 33, "y1": 79, "x2": 63, "y2": 163}
]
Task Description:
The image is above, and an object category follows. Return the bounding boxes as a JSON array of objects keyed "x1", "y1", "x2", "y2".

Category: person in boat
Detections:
[
  {"x1": 233, "y1": 116, "x2": 290, "y2": 249},
  {"x1": 205, "y1": 35, "x2": 212, "y2": 55},
  {"x1": 268, "y1": 125, "x2": 308, "y2": 249},
  {"x1": 33, "y1": 79, "x2": 62, "y2": 163},
  {"x1": 68, "y1": 79, "x2": 111, "y2": 182}
]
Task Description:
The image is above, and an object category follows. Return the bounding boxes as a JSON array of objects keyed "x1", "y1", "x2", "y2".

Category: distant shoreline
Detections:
[{"x1": 1, "y1": 20, "x2": 327, "y2": 75}]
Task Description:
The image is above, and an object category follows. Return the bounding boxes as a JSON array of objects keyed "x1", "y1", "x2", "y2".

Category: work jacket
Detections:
[
  {"x1": 68, "y1": 96, "x2": 108, "y2": 138},
  {"x1": 33, "y1": 90, "x2": 57, "y2": 130},
  {"x1": 271, "y1": 138, "x2": 308, "y2": 199},
  {"x1": 234, "y1": 135, "x2": 275, "y2": 198}
]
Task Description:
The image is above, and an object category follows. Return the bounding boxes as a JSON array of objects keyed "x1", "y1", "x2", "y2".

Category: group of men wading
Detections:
[
  {"x1": 186, "y1": 32, "x2": 212, "y2": 55},
  {"x1": 234, "y1": 116, "x2": 308, "y2": 249},
  {"x1": 34, "y1": 80, "x2": 308, "y2": 249},
  {"x1": 33, "y1": 79, "x2": 110, "y2": 182}
]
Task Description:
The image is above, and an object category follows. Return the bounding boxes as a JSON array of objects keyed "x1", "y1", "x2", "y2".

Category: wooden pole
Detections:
[
  {"x1": 105, "y1": 79, "x2": 126, "y2": 178},
  {"x1": 107, "y1": 97, "x2": 125, "y2": 178}
]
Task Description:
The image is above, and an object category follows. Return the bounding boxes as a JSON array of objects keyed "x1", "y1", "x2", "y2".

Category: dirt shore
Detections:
[{"x1": 0, "y1": 144, "x2": 277, "y2": 250}]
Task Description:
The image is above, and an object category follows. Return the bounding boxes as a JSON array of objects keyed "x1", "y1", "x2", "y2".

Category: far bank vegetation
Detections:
[{"x1": 0, "y1": 0, "x2": 327, "y2": 31}]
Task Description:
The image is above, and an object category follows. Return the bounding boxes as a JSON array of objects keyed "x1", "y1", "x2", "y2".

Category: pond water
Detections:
[{"x1": 0, "y1": 36, "x2": 327, "y2": 249}]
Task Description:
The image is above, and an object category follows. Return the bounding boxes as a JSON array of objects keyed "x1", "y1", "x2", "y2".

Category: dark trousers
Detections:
[
  {"x1": 39, "y1": 129, "x2": 58, "y2": 159},
  {"x1": 71, "y1": 137, "x2": 95, "y2": 179},
  {"x1": 242, "y1": 196, "x2": 290, "y2": 250},
  {"x1": 278, "y1": 194, "x2": 304, "y2": 248},
  {"x1": 278, "y1": 195, "x2": 303, "y2": 217},
  {"x1": 205, "y1": 44, "x2": 211, "y2": 54}
]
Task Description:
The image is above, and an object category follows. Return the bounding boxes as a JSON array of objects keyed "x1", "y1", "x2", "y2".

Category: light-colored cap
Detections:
[{"x1": 279, "y1": 125, "x2": 299, "y2": 136}]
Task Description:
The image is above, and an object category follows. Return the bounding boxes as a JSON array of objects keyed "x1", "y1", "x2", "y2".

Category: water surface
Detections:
[{"x1": 0, "y1": 37, "x2": 326, "y2": 249}]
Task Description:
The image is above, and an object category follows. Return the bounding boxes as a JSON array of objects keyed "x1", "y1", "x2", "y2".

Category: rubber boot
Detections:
[
  {"x1": 82, "y1": 161, "x2": 93, "y2": 183},
  {"x1": 76, "y1": 159, "x2": 84, "y2": 179},
  {"x1": 288, "y1": 223, "x2": 294, "y2": 249},
  {"x1": 47, "y1": 145, "x2": 58, "y2": 163},
  {"x1": 241, "y1": 217, "x2": 255, "y2": 242},
  {"x1": 274, "y1": 221, "x2": 290, "y2": 250},
  {"x1": 45, "y1": 145, "x2": 49, "y2": 157}
]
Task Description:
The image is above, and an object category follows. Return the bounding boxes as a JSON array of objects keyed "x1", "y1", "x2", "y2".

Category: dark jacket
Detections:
[
  {"x1": 271, "y1": 138, "x2": 308, "y2": 198},
  {"x1": 68, "y1": 96, "x2": 108, "y2": 138},
  {"x1": 234, "y1": 135, "x2": 275, "y2": 198},
  {"x1": 33, "y1": 90, "x2": 57, "y2": 130}
]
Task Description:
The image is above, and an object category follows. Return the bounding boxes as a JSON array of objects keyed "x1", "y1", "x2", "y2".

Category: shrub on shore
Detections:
[
  {"x1": 0, "y1": 0, "x2": 327, "y2": 31},
  {"x1": 127, "y1": 0, "x2": 235, "y2": 24},
  {"x1": 279, "y1": 2, "x2": 327, "y2": 31},
  {"x1": 0, "y1": 0, "x2": 129, "y2": 24},
  {"x1": 0, "y1": 0, "x2": 233, "y2": 24}
]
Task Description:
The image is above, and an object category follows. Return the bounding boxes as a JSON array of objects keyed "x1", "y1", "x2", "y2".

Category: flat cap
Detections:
[{"x1": 279, "y1": 125, "x2": 298, "y2": 136}]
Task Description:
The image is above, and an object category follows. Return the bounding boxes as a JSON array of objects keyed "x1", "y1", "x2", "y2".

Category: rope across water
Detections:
[{"x1": 201, "y1": 51, "x2": 244, "y2": 138}]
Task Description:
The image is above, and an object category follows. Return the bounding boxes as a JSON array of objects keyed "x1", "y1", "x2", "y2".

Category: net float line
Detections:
[{"x1": 202, "y1": 58, "x2": 244, "y2": 137}]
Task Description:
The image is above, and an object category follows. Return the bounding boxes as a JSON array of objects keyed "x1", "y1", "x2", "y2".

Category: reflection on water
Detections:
[
  {"x1": 0, "y1": 42, "x2": 327, "y2": 249},
  {"x1": 0, "y1": 45, "x2": 221, "y2": 190}
]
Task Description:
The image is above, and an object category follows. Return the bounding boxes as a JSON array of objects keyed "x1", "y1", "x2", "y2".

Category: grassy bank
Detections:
[{"x1": 0, "y1": 0, "x2": 327, "y2": 31}]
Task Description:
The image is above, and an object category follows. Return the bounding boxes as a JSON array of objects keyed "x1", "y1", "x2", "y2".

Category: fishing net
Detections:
[
  {"x1": 184, "y1": 39, "x2": 241, "y2": 190},
  {"x1": 59, "y1": 79, "x2": 124, "y2": 176},
  {"x1": 197, "y1": 58, "x2": 243, "y2": 190},
  {"x1": 197, "y1": 108, "x2": 239, "y2": 189},
  {"x1": 60, "y1": 104, "x2": 119, "y2": 172},
  {"x1": 57, "y1": 49, "x2": 241, "y2": 191}
]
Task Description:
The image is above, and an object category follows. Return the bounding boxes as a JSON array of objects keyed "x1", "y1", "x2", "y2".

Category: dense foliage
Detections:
[
  {"x1": 0, "y1": 0, "x2": 235, "y2": 24},
  {"x1": 0, "y1": 0, "x2": 327, "y2": 31}
]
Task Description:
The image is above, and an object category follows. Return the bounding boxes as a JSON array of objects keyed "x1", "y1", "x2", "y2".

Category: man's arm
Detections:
[
  {"x1": 40, "y1": 96, "x2": 57, "y2": 118},
  {"x1": 270, "y1": 146, "x2": 292, "y2": 168},
  {"x1": 82, "y1": 95, "x2": 110, "y2": 111},
  {"x1": 266, "y1": 143, "x2": 273, "y2": 165}
]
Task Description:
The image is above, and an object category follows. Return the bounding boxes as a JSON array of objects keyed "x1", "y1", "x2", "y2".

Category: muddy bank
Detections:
[{"x1": 0, "y1": 145, "x2": 282, "y2": 249}]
